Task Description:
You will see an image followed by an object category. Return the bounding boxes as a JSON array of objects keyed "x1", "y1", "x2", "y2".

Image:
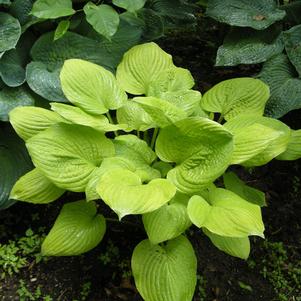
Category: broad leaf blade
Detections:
[
  {"x1": 113, "y1": 0, "x2": 146, "y2": 12},
  {"x1": 97, "y1": 169, "x2": 176, "y2": 219},
  {"x1": 42, "y1": 200, "x2": 106, "y2": 256},
  {"x1": 26, "y1": 123, "x2": 115, "y2": 192},
  {"x1": 132, "y1": 236, "x2": 197, "y2": 301},
  {"x1": 10, "y1": 168, "x2": 65, "y2": 204},
  {"x1": 60, "y1": 59, "x2": 127, "y2": 115},
  {"x1": 277, "y1": 129, "x2": 301, "y2": 161}
]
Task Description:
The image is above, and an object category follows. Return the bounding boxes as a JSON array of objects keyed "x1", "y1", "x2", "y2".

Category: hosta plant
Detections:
[
  {"x1": 203, "y1": 0, "x2": 301, "y2": 118},
  {"x1": 9, "y1": 42, "x2": 301, "y2": 301},
  {"x1": 0, "y1": 0, "x2": 196, "y2": 209}
]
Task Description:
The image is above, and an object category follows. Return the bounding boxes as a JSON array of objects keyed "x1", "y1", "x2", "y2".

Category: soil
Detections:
[{"x1": 1, "y1": 16, "x2": 301, "y2": 301}]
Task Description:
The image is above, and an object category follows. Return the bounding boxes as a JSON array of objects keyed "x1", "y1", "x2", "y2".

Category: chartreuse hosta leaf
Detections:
[
  {"x1": 133, "y1": 96, "x2": 187, "y2": 128},
  {"x1": 116, "y1": 100, "x2": 156, "y2": 131},
  {"x1": 31, "y1": 0, "x2": 75, "y2": 19},
  {"x1": 223, "y1": 172, "x2": 266, "y2": 207},
  {"x1": 9, "y1": 106, "x2": 64, "y2": 141},
  {"x1": 143, "y1": 192, "x2": 191, "y2": 244},
  {"x1": 113, "y1": 135, "x2": 160, "y2": 181},
  {"x1": 187, "y1": 188, "x2": 264, "y2": 238},
  {"x1": 50, "y1": 103, "x2": 128, "y2": 132},
  {"x1": 26, "y1": 123, "x2": 115, "y2": 192},
  {"x1": 10, "y1": 168, "x2": 65, "y2": 204},
  {"x1": 132, "y1": 235, "x2": 197, "y2": 301},
  {"x1": 203, "y1": 229, "x2": 250, "y2": 260},
  {"x1": 97, "y1": 169, "x2": 176, "y2": 219},
  {"x1": 60, "y1": 59, "x2": 127, "y2": 115},
  {"x1": 277, "y1": 130, "x2": 301, "y2": 161},
  {"x1": 147, "y1": 66, "x2": 195, "y2": 97},
  {"x1": 224, "y1": 115, "x2": 290, "y2": 166},
  {"x1": 201, "y1": 78, "x2": 270, "y2": 121},
  {"x1": 156, "y1": 117, "x2": 233, "y2": 193},
  {"x1": 116, "y1": 42, "x2": 174, "y2": 95},
  {"x1": 42, "y1": 200, "x2": 106, "y2": 256}
]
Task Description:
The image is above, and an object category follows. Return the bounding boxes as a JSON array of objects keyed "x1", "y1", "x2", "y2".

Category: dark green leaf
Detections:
[
  {"x1": 0, "y1": 124, "x2": 32, "y2": 210},
  {"x1": 9, "y1": 0, "x2": 36, "y2": 26},
  {"x1": 0, "y1": 12, "x2": 21, "y2": 53},
  {"x1": 258, "y1": 54, "x2": 301, "y2": 118},
  {"x1": 206, "y1": 0, "x2": 286, "y2": 30},
  {"x1": 216, "y1": 25, "x2": 283, "y2": 66},
  {"x1": 283, "y1": 24, "x2": 301, "y2": 76}
]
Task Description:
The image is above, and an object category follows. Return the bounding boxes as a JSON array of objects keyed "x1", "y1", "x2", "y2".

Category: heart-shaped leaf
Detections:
[
  {"x1": 132, "y1": 235, "x2": 197, "y2": 301},
  {"x1": 259, "y1": 54, "x2": 301, "y2": 118},
  {"x1": 31, "y1": 0, "x2": 75, "y2": 19},
  {"x1": 60, "y1": 59, "x2": 127, "y2": 115},
  {"x1": 187, "y1": 188, "x2": 264, "y2": 238},
  {"x1": 42, "y1": 200, "x2": 106, "y2": 256},
  {"x1": 10, "y1": 168, "x2": 65, "y2": 204},
  {"x1": 116, "y1": 42, "x2": 174, "y2": 95},
  {"x1": 97, "y1": 169, "x2": 176, "y2": 219},
  {"x1": 84, "y1": 3, "x2": 119, "y2": 39},
  {"x1": 26, "y1": 123, "x2": 115, "y2": 192},
  {"x1": 203, "y1": 229, "x2": 250, "y2": 260},
  {"x1": 156, "y1": 117, "x2": 233, "y2": 193},
  {"x1": 277, "y1": 129, "x2": 301, "y2": 161},
  {"x1": 201, "y1": 78, "x2": 270, "y2": 121},
  {"x1": 206, "y1": 0, "x2": 286, "y2": 30},
  {"x1": 143, "y1": 193, "x2": 191, "y2": 244},
  {"x1": 0, "y1": 12, "x2": 21, "y2": 53},
  {"x1": 10, "y1": 106, "x2": 64, "y2": 141}
]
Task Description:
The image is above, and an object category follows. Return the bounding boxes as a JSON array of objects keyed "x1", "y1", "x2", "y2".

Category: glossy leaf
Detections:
[
  {"x1": 60, "y1": 59, "x2": 127, "y2": 115},
  {"x1": 143, "y1": 194, "x2": 191, "y2": 244},
  {"x1": 132, "y1": 235, "x2": 197, "y2": 301},
  {"x1": 116, "y1": 42, "x2": 173, "y2": 95},
  {"x1": 203, "y1": 229, "x2": 250, "y2": 260},
  {"x1": 259, "y1": 54, "x2": 301, "y2": 118},
  {"x1": 10, "y1": 168, "x2": 65, "y2": 204},
  {"x1": 26, "y1": 123, "x2": 115, "y2": 192},
  {"x1": 0, "y1": 12, "x2": 21, "y2": 53},
  {"x1": 54, "y1": 20, "x2": 70, "y2": 41},
  {"x1": 277, "y1": 130, "x2": 301, "y2": 161},
  {"x1": 187, "y1": 189, "x2": 264, "y2": 238},
  {"x1": 84, "y1": 3, "x2": 119, "y2": 39},
  {"x1": 97, "y1": 169, "x2": 176, "y2": 219},
  {"x1": 223, "y1": 172, "x2": 266, "y2": 207},
  {"x1": 201, "y1": 78, "x2": 270, "y2": 121},
  {"x1": 10, "y1": 106, "x2": 64, "y2": 141},
  {"x1": 42, "y1": 200, "x2": 106, "y2": 256},
  {"x1": 156, "y1": 117, "x2": 233, "y2": 193},
  {"x1": 206, "y1": 0, "x2": 286, "y2": 30},
  {"x1": 31, "y1": 0, "x2": 75, "y2": 19},
  {"x1": 216, "y1": 25, "x2": 283, "y2": 66}
]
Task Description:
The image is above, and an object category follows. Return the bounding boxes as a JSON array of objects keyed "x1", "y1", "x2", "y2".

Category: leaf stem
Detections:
[
  {"x1": 106, "y1": 112, "x2": 118, "y2": 137},
  {"x1": 217, "y1": 114, "x2": 224, "y2": 124},
  {"x1": 150, "y1": 128, "x2": 159, "y2": 149}
]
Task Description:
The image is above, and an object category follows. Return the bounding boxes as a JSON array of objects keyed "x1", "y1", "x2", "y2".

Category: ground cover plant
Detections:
[
  {"x1": 0, "y1": 0, "x2": 197, "y2": 210},
  {"x1": 7, "y1": 42, "x2": 301, "y2": 301},
  {"x1": 203, "y1": 0, "x2": 301, "y2": 118}
]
